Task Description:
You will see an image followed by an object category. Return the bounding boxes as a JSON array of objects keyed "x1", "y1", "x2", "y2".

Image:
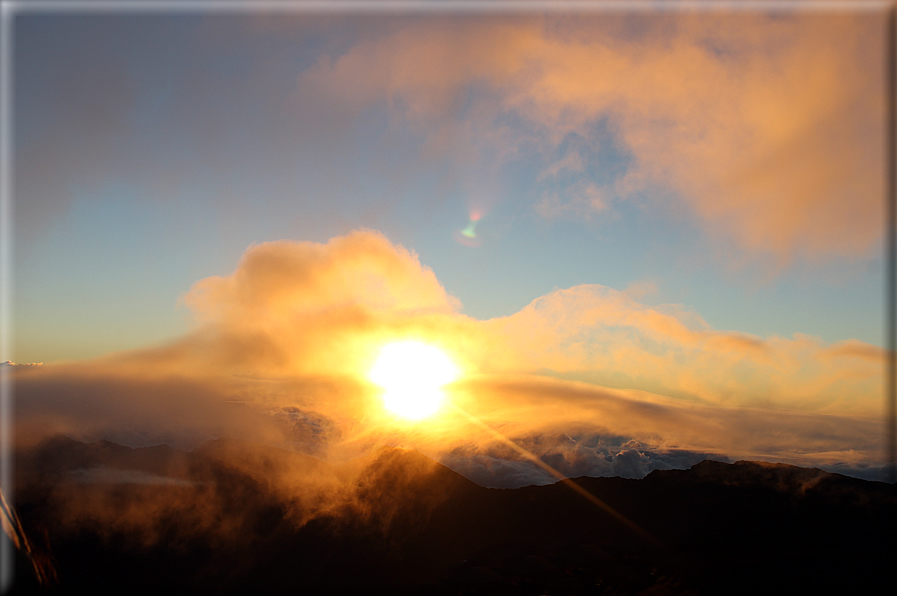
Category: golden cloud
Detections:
[{"x1": 13, "y1": 230, "x2": 884, "y2": 475}]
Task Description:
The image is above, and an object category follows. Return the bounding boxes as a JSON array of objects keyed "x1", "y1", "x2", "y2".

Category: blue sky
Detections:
[{"x1": 11, "y1": 9, "x2": 886, "y2": 365}]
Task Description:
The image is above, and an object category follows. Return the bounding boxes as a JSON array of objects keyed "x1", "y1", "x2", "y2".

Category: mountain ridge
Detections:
[{"x1": 10, "y1": 436, "x2": 895, "y2": 595}]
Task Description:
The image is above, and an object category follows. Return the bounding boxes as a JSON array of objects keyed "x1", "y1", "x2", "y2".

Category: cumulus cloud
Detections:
[
  {"x1": 14, "y1": 230, "x2": 474, "y2": 451},
  {"x1": 13, "y1": 230, "x2": 886, "y2": 483},
  {"x1": 184, "y1": 230, "x2": 459, "y2": 323},
  {"x1": 98, "y1": 229, "x2": 467, "y2": 379},
  {"x1": 299, "y1": 13, "x2": 884, "y2": 266},
  {"x1": 480, "y1": 284, "x2": 883, "y2": 416}
]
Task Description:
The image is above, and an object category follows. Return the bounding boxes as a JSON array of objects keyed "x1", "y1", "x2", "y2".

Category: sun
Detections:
[{"x1": 369, "y1": 341, "x2": 459, "y2": 420}]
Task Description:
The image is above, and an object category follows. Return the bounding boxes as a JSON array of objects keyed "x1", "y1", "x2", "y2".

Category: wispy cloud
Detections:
[{"x1": 298, "y1": 13, "x2": 883, "y2": 266}]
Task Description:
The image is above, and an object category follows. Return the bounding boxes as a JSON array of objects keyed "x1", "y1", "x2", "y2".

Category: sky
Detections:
[{"x1": 4, "y1": 2, "x2": 893, "y2": 485}]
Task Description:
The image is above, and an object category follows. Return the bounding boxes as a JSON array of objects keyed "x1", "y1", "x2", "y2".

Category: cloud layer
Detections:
[{"x1": 14, "y1": 230, "x2": 887, "y2": 484}]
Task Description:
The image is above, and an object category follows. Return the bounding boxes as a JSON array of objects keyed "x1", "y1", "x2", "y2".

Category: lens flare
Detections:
[
  {"x1": 369, "y1": 341, "x2": 459, "y2": 420},
  {"x1": 460, "y1": 219, "x2": 478, "y2": 239},
  {"x1": 454, "y1": 209, "x2": 484, "y2": 247}
]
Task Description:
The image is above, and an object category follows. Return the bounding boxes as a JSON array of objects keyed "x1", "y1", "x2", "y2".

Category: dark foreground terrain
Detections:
[{"x1": 8, "y1": 436, "x2": 896, "y2": 595}]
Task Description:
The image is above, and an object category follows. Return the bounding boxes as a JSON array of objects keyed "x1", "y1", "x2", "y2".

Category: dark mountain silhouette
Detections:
[{"x1": 8, "y1": 436, "x2": 896, "y2": 595}]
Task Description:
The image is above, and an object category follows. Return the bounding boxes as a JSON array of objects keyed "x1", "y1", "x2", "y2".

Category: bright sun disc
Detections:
[{"x1": 369, "y1": 341, "x2": 459, "y2": 420}]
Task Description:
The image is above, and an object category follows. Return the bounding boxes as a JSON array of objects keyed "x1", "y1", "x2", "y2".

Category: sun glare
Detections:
[{"x1": 369, "y1": 341, "x2": 459, "y2": 420}]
